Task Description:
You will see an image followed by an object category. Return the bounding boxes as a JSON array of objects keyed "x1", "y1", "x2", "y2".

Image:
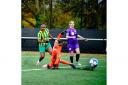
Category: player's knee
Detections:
[
  {"x1": 49, "y1": 50, "x2": 52, "y2": 55},
  {"x1": 40, "y1": 55, "x2": 44, "y2": 58},
  {"x1": 76, "y1": 49, "x2": 80, "y2": 54},
  {"x1": 40, "y1": 52, "x2": 45, "y2": 57},
  {"x1": 76, "y1": 51, "x2": 80, "y2": 54},
  {"x1": 48, "y1": 48, "x2": 52, "y2": 54},
  {"x1": 69, "y1": 54, "x2": 74, "y2": 56},
  {"x1": 69, "y1": 52, "x2": 74, "y2": 56}
]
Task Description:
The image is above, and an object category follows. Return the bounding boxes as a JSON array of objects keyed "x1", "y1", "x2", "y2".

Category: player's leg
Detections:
[
  {"x1": 60, "y1": 59, "x2": 76, "y2": 69},
  {"x1": 47, "y1": 57, "x2": 55, "y2": 69},
  {"x1": 36, "y1": 45, "x2": 45, "y2": 65},
  {"x1": 81, "y1": 65, "x2": 92, "y2": 70},
  {"x1": 54, "y1": 57, "x2": 60, "y2": 69},
  {"x1": 69, "y1": 51, "x2": 74, "y2": 63},
  {"x1": 43, "y1": 58, "x2": 55, "y2": 69},
  {"x1": 75, "y1": 45, "x2": 81, "y2": 66},
  {"x1": 36, "y1": 52, "x2": 45, "y2": 65},
  {"x1": 45, "y1": 52, "x2": 56, "y2": 69},
  {"x1": 68, "y1": 44, "x2": 75, "y2": 63},
  {"x1": 60, "y1": 59, "x2": 70, "y2": 64},
  {"x1": 81, "y1": 65, "x2": 98, "y2": 71},
  {"x1": 90, "y1": 64, "x2": 98, "y2": 71},
  {"x1": 43, "y1": 51, "x2": 56, "y2": 69},
  {"x1": 46, "y1": 42, "x2": 52, "y2": 55}
]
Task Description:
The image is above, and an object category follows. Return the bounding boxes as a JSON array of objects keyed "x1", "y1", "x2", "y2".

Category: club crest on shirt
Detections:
[
  {"x1": 69, "y1": 48, "x2": 71, "y2": 51},
  {"x1": 71, "y1": 32, "x2": 74, "y2": 35}
]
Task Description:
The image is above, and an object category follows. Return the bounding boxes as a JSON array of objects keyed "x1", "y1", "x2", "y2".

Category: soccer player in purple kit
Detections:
[{"x1": 66, "y1": 20, "x2": 87, "y2": 66}]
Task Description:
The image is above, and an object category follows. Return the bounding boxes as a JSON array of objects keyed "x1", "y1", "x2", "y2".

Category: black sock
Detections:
[
  {"x1": 76, "y1": 54, "x2": 80, "y2": 62},
  {"x1": 70, "y1": 56, "x2": 73, "y2": 63},
  {"x1": 39, "y1": 56, "x2": 44, "y2": 62},
  {"x1": 69, "y1": 64, "x2": 76, "y2": 69}
]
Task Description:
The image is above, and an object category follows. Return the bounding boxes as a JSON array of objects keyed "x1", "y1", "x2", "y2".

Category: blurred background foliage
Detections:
[{"x1": 22, "y1": 0, "x2": 106, "y2": 30}]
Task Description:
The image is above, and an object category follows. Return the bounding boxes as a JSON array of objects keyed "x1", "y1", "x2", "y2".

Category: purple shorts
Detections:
[{"x1": 67, "y1": 43, "x2": 79, "y2": 52}]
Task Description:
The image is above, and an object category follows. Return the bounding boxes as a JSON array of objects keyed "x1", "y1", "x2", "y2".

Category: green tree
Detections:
[{"x1": 21, "y1": 0, "x2": 106, "y2": 29}]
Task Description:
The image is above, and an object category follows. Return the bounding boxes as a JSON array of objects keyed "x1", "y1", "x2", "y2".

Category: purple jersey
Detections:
[{"x1": 66, "y1": 28, "x2": 79, "y2": 52}]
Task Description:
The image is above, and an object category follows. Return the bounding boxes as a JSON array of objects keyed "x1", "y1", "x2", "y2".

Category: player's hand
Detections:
[
  {"x1": 52, "y1": 37, "x2": 56, "y2": 41},
  {"x1": 38, "y1": 39, "x2": 43, "y2": 43},
  {"x1": 84, "y1": 38, "x2": 88, "y2": 42},
  {"x1": 61, "y1": 30, "x2": 67, "y2": 35},
  {"x1": 62, "y1": 41, "x2": 67, "y2": 45},
  {"x1": 50, "y1": 37, "x2": 56, "y2": 41},
  {"x1": 45, "y1": 41, "x2": 49, "y2": 43}
]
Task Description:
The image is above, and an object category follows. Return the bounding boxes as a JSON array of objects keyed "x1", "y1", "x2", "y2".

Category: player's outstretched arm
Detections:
[
  {"x1": 58, "y1": 41, "x2": 67, "y2": 46},
  {"x1": 49, "y1": 33, "x2": 53, "y2": 39},
  {"x1": 60, "y1": 30, "x2": 67, "y2": 35},
  {"x1": 58, "y1": 30, "x2": 67, "y2": 40},
  {"x1": 38, "y1": 39, "x2": 42, "y2": 43},
  {"x1": 77, "y1": 35, "x2": 88, "y2": 41}
]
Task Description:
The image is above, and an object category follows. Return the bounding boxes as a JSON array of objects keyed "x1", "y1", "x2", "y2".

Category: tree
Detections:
[{"x1": 21, "y1": 0, "x2": 106, "y2": 29}]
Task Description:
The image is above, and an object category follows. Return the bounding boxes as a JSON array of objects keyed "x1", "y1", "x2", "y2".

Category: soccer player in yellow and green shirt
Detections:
[{"x1": 36, "y1": 24, "x2": 53, "y2": 65}]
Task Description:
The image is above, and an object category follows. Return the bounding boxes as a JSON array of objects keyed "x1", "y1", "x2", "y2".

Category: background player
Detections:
[
  {"x1": 36, "y1": 24, "x2": 53, "y2": 65},
  {"x1": 66, "y1": 20, "x2": 87, "y2": 66}
]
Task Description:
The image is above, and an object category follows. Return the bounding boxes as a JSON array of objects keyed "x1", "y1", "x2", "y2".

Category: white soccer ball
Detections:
[{"x1": 89, "y1": 58, "x2": 98, "y2": 67}]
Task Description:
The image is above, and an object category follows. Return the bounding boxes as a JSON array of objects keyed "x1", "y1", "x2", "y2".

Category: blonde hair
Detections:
[{"x1": 69, "y1": 20, "x2": 74, "y2": 24}]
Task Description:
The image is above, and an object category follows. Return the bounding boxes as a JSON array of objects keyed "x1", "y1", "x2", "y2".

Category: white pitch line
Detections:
[
  {"x1": 22, "y1": 65, "x2": 105, "y2": 72},
  {"x1": 22, "y1": 69, "x2": 43, "y2": 72}
]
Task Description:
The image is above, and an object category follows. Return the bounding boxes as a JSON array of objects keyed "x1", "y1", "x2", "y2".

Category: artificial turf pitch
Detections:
[{"x1": 22, "y1": 51, "x2": 106, "y2": 85}]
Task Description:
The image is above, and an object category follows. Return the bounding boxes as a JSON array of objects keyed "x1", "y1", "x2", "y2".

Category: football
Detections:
[{"x1": 89, "y1": 58, "x2": 98, "y2": 67}]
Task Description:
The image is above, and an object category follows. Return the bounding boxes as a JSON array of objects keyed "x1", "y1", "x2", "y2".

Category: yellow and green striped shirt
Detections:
[{"x1": 38, "y1": 28, "x2": 50, "y2": 44}]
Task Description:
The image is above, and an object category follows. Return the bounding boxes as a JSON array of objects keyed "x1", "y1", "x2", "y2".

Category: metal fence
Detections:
[{"x1": 22, "y1": 28, "x2": 106, "y2": 53}]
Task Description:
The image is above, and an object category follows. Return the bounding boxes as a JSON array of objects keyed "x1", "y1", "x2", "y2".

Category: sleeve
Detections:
[
  {"x1": 38, "y1": 32, "x2": 41, "y2": 40},
  {"x1": 57, "y1": 33, "x2": 62, "y2": 40},
  {"x1": 46, "y1": 28, "x2": 49, "y2": 34},
  {"x1": 74, "y1": 29, "x2": 78, "y2": 38},
  {"x1": 66, "y1": 29, "x2": 69, "y2": 36}
]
